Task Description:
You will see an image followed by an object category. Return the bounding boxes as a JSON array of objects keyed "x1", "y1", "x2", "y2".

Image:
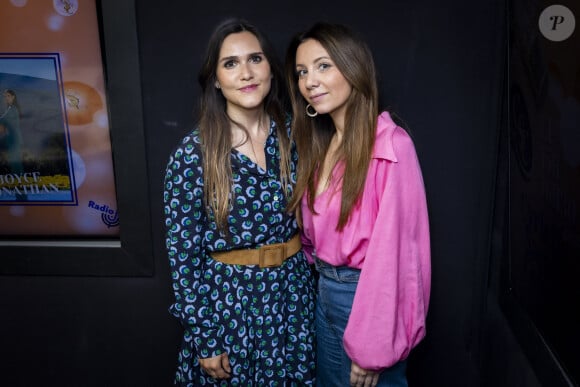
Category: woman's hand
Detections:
[
  {"x1": 350, "y1": 361, "x2": 380, "y2": 387},
  {"x1": 199, "y1": 352, "x2": 231, "y2": 379}
]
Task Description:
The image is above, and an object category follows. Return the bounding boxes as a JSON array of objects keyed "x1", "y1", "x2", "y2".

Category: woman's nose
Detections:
[
  {"x1": 304, "y1": 72, "x2": 318, "y2": 89},
  {"x1": 240, "y1": 63, "x2": 254, "y2": 80}
]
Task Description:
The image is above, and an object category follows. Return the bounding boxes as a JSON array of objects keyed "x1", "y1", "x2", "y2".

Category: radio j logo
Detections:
[{"x1": 88, "y1": 200, "x2": 119, "y2": 228}]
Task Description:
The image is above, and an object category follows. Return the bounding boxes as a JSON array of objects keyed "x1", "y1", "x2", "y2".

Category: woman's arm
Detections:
[
  {"x1": 344, "y1": 127, "x2": 431, "y2": 370},
  {"x1": 163, "y1": 134, "x2": 225, "y2": 359}
]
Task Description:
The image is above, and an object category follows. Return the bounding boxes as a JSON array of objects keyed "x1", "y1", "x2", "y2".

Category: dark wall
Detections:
[
  {"x1": 137, "y1": 1, "x2": 506, "y2": 385},
  {"x1": 483, "y1": 1, "x2": 579, "y2": 386},
  {"x1": 0, "y1": 1, "x2": 547, "y2": 386}
]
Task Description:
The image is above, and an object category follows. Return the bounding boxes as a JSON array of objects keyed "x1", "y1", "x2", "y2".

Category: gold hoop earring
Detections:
[{"x1": 306, "y1": 104, "x2": 318, "y2": 117}]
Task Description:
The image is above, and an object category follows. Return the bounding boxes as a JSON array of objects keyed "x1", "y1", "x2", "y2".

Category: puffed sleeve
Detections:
[
  {"x1": 343, "y1": 127, "x2": 431, "y2": 370},
  {"x1": 163, "y1": 134, "x2": 225, "y2": 359}
]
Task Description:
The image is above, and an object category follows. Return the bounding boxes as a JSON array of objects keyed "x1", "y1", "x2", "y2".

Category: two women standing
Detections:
[{"x1": 164, "y1": 18, "x2": 430, "y2": 387}]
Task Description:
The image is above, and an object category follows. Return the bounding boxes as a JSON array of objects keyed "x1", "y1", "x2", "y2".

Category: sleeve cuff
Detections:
[{"x1": 189, "y1": 326, "x2": 224, "y2": 359}]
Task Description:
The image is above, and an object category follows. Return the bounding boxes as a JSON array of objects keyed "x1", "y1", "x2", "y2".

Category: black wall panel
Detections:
[
  {"x1": 137, "y1": 1, "x2": 505, "y2": 386},
  {"x1": 501, "y1": 0, "x2": 579, "y2": 385}
]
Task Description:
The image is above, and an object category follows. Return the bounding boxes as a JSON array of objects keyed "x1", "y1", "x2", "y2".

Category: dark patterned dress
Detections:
[{"x1": 163, "y1": 119, "x2": 316, "y2": 386}]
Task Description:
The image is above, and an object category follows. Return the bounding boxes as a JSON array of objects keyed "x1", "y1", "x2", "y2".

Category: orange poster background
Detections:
[{"x1": 0, "y1": 0, "x2": 119, "y2": 236}]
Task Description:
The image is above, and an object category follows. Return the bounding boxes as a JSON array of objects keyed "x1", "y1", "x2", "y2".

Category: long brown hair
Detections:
[
  {"x1": 285, "y1": 22, "x2": 379, "y2": 230},
  {"x1": 197, "y1": 18, "x2": 291, "y2": 232}
]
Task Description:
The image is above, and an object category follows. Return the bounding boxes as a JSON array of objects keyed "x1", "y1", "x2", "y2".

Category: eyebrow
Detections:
[
  {"x1": 295, "y1": 56, "x2": 331, "y2": 67},
  {"x1": 219, "y1": 51, "x2": 264, "y2": 64}
]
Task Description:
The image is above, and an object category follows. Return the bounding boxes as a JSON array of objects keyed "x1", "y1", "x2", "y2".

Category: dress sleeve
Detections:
[
  {"x1": 343, "y1": 128, "x2": 431, "y2": 370},
  {"x1": 163, "y1": 138, "x2": 224, "y2": 359}
]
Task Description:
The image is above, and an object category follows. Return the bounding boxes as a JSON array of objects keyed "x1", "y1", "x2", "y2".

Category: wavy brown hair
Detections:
[
  {"x1": 285, "y1": 22, "x2": 379, "y2": 230},
  {"x1": 197, "y1": 18, "x2": 291, "y2": 232}
]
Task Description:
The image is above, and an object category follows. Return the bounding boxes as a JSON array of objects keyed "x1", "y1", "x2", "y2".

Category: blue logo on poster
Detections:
[{"x1": 88, "y1": 200, "x2": 119, "y2": 228}]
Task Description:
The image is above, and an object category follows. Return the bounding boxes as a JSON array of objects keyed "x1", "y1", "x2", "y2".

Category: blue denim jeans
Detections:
[{"x1": 314, "y1": 258, "x2": 408, "y2": 387}]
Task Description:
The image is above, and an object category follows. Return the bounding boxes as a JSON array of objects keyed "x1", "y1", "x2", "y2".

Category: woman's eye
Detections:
[
  {"x1": 296, "y1": 69, "x2": 307, "y2": 78},
  {"x1": 224, "y1": 60, "x2": 237, "y2": 69},
  {"x1": 318, "y1": 63, "x2": 331, "y2": 71},
  {"x1": 249, "y1": 55, "x2": 263, "y2": 64}
]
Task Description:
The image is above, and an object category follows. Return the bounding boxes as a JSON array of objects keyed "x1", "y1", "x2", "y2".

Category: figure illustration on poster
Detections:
[{"x1": 0, "y1": 54, "x2": 76, "y2": 204}]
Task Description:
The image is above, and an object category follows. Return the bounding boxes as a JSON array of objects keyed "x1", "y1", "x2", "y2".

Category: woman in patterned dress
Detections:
[{"x1": 163, "y1": 18, "x2": 316, "y2": 386}]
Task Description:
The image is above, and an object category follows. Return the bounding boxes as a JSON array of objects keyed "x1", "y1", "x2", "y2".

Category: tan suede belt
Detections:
[{"x1": 210, "y1": 234, "x2": 301, "y2": 268}]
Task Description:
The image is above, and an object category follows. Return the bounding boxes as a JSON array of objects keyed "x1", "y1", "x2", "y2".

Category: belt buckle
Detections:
[{"x1": 259, "y1": 243, "x2": 286, "y2": 268}]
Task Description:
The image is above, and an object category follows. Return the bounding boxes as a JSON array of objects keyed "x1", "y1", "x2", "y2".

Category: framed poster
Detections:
[
  {"x1": 0, "y1": 1, "x2": 116, "y2": 235},
  {"x1": 0, "y1": 0, "x2": 153, "y2": 276}
]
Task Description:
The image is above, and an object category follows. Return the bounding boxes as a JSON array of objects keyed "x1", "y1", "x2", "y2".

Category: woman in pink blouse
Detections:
[{"x1": 285, "y1": 22, "x2": 431, "y2": 387}]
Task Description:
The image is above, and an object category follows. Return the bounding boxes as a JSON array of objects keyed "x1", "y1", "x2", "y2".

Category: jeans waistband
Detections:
[{"x1": 314, "y1": 257, "x2": 360, "y2": 283}]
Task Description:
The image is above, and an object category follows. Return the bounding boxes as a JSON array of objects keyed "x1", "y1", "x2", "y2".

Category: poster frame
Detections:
[{"x1": 0, "y1": 0, "x2": 153, "y2": 277}]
